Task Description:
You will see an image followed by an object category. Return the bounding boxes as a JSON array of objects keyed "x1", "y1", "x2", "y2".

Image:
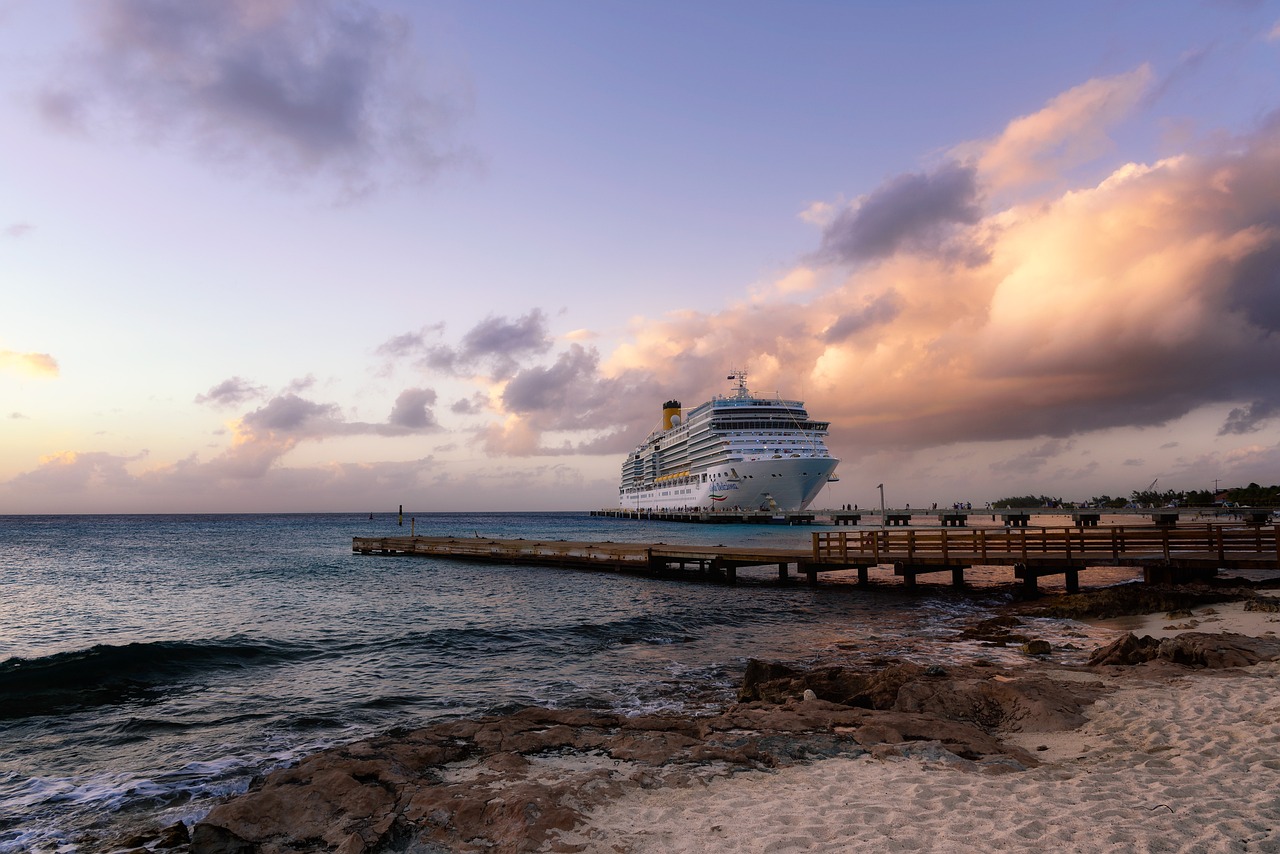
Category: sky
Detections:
[{"x1": 3, "y1": 0, "x2": 1280, "y2": 514}]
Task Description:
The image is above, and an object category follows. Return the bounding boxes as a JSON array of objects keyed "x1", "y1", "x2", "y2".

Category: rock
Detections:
[
  {"x1": 1089, "y1": 630, "x2": 1280, "y2": 669},
  {"x1": 1088, "y1": 633, "x2": 1161, "y2": 666},
  {"x1": 191, "y1": 657, "x2": 1114, "y2": 853},
  {"x1": 737, "y1": 661, "x2": 924, "y2": 709},
  {"x1": 960, "y1": 616, "x2": 1029, "y2": 645},
  {"x1": 1020, "y1": 640, "x2": 1052, "y2": 656},
  {"x1": 1156, "y1": 632, "x2": 1280, "y2": 668},
  {"x1": 1245, "y1": 598, "x2": 1280, "y2": 613},
  {"x1": 156, "y1": 822, "x2": 191, "y2": 849},
  {"x1": 893, "y1": 671, "x2": 1103, "y2": 733}
]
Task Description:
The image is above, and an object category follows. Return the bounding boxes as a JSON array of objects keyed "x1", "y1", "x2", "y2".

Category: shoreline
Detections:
[{"x1": 159, "y1": 582, "x2": 1280, "y2": 854}]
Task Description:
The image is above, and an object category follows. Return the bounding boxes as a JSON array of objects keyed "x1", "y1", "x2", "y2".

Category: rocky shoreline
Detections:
[{"x1": 115, "y1": 581, "x2": 1280, "y2": 854}]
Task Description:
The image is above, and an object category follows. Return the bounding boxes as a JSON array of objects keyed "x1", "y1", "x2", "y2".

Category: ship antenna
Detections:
[{"x1": 727, "y1": 368, "x2": 749, "y2": 398}]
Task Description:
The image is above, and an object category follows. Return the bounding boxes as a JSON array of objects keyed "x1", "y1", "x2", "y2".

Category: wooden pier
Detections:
[{"x1": 354, "y1": 523, "x2": 1280, "y2": 593}]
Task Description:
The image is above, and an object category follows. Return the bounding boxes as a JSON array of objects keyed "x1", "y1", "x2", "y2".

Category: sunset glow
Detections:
[{"x1": 3, "y1": 1, "x2": 1279, "y2": 512}]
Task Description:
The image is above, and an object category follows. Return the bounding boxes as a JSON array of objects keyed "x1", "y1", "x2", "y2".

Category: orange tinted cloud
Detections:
[
  {"x1": 594, "y1": 71, "x2": 1280, "y2": 454},
  {"x1": 0, "y1": 350, "x2": 60, "y2": 378}
]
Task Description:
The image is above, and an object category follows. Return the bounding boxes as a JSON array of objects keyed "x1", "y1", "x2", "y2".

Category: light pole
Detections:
[{"x1": 877, "y1": 483, "x2": 885, "y2": 526}]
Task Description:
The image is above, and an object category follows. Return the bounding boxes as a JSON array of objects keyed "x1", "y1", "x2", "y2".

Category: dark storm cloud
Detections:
[
  {"x1": 42, "y1": 0, "x2": 472, "y2": 196},
  {"x1": 819, "y1": 161, "x2": 982, "y2": 263},
  {"x1": 195, "y1": 376, "x2": 267, "y2": 407}
]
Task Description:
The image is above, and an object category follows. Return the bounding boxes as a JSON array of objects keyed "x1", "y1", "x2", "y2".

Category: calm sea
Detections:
[{"x1": 0, "y1": 512, "x2": 1124, "y2": 851}]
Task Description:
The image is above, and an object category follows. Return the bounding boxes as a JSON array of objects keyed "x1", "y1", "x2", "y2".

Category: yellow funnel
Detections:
[{"x1": 662, "y1": 400, "x2": 681, "y2": 430}]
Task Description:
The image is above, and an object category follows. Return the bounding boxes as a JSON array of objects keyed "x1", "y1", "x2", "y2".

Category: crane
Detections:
[{"x1": 1145, "y1": 478, "x2": 1158, "y2": 493}]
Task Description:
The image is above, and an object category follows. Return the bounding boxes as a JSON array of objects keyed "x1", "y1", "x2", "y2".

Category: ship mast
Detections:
[{"x1": 727, "y1": 368, "x2": 750, "y2": 399}]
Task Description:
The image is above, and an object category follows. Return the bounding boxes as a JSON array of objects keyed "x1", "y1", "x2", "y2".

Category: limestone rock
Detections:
[
  {"x1": 1156, "y1": 632, "x2": 1280, "y2": 668},
  {"x1": 1087, "y1": 632, "x2": 1161, "y2": 666}
]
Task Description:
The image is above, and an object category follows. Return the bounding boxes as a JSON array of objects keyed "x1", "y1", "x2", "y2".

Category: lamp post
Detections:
[{"x1": 878, "y1": 483, "x2": 885, "y2": 526}]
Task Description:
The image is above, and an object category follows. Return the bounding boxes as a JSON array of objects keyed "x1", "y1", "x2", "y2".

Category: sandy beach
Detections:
[
  {"x1": 183, "y1": 588, "x2": 1280, "y2": 854},
  {"x1": 549, "y1": 599, "x2": 1280, "y2": 854}
]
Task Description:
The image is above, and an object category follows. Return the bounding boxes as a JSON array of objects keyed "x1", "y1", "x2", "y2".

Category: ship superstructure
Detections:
[{"x1": 618, "y1": 370, "x2": 839, "y2": 512}]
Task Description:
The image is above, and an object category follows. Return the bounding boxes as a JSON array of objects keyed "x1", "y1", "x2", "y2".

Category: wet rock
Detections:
[
  {"x1": 1089, "y1": 631, "x2": 1280, "y2": 669},
  {"x1": 1245, "y1": 598, "x2": 1280, "y2": 613},
  {"x1": 191, "y1": 659, "x2": 1113, "y2": 853},
  {"x1": 960, "y1": 616, "x2": 1029, "y2": 646},
  {"x1": 738, "y1": 660, "x2": 924, "y2": 708},
  {"x1": 1088, "y1": 632, "x2": 1161, "y2": 666},
  {"x1": 156, "y1": 822, "x2": 191, "y2": 849},
  {"x1": 1020, "y1": 640, "x2": 1052, "y2": 656}
]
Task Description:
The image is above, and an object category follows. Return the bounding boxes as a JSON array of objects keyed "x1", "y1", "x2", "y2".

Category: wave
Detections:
[
  {"x1": 0, "y1": 639, "x2": 306, "y2": 720},
  {"x1": 378, "y1": 612, "x2": 710, "y2": 662}
]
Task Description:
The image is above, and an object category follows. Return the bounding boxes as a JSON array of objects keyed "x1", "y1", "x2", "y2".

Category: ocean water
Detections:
[{"x1": 0, "y1": 512, "x2": 1122, "y2": 852}]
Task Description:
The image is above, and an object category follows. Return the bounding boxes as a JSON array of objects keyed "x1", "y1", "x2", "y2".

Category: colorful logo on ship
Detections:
[{"x1": 710, "y1": 493, "x2": 728, "y2": 501}]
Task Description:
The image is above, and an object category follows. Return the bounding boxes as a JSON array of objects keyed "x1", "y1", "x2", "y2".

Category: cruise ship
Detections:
[{"x1": 618, "y1": 370, "x2": 840, "y2": 512}]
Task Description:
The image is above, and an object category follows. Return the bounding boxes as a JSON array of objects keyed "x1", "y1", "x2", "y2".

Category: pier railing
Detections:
[{"x1": 812, "y1": 524, "x2": 1280, "y2": 568}]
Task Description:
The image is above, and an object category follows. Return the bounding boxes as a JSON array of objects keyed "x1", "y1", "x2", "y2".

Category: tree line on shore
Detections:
[{"x1": 992, "y1": 482, "x2": 1280, "y2": 510}]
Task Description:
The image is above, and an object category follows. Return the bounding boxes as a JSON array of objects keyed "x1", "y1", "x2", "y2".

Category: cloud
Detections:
[
  {"x1": 0, "y1": 350, "x2": 60, "y2": 378},
  {"x1": 818, "y1": 161, "x2": 983, "y2": 263},
  {"x1": 41, "y1": 0, "x2": 473, "y2": 197},
  {"x1": 450, "y1": 392, "x2": 490, "y2": 415},
  {"x1": 581, "y1": 70, "x2": 1280, "y2": 459},
  {"x1": 988, "y1": 439, "x2": 1077, "y2": 477},
  {"x1": 382, "y1": 310, "x2": 553, "y2": 380},
  {"x1": 467, "y1": 344, "x2": 662, "y2": 457},
  {"x1": 195, "y1": 376, "x2": 266, "y2": 407},
  {"x1": 821, "y1": 292, "x2": 902, "y2": 343},
  {"x1": 1220, "y1": 399, "x2": 1279, "y2": 434},
  {"x1": 387, "y1": 388, "x2": 438, "y2": 430},
  {"x1": 198, "y1": 388, "x2": 444, "y2": 479},
  {"x1": 7, "y1": 450, "x2": 147, "y2": 494},
  {"x1": 963, "y1": 65, "x2": 1153, "y2": 193},
  {"x1": 4, "y1": 223, "x2": 34, "y2": 238}
]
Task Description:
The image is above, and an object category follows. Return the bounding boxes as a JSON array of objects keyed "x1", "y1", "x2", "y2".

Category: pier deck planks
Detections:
[{"x1": 353, "y1": 523, "x2": 1279, "y2": 591}]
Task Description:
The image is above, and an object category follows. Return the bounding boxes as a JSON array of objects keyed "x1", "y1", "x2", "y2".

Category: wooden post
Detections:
[
  {"x1": 898, "y1": 562, "x2": 916, "y2": 590},
  {"x1": 951, "y1": 567, "x2": 965, "y2": 587},
  {"x1": 777, "y1": 562, "x2": 788, "y2": 582},
  {"x1": 858, "y1": 565, "x2": 869, "y2": 585},
  {"x1": 1019, "y1": 564, "x2": 1037, "y2": 595},
  {"x1": 1065, "y1": 569, "x2": 1079, "y2": 594}
]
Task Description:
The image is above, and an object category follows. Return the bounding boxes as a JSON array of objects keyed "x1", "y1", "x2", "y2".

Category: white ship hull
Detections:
[{"x1": 621, "y1": 456, "x2": 839, "y2": 512}]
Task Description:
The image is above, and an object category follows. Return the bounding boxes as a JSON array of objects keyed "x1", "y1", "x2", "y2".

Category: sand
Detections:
[{"x1": 551, "y1": 599, "x2": 1280, "y2": 853}]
